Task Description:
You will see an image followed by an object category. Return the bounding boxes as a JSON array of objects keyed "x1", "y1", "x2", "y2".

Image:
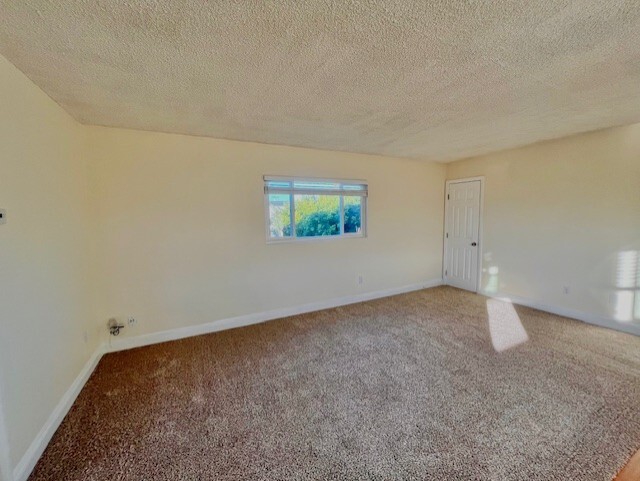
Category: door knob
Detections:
[{"x1": 471, "y1": 242, "x2": 477, "y2": 246}]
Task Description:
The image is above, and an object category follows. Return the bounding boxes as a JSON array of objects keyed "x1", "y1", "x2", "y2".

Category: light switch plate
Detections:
[{"x1": 0, "y1": 209, "x2": 6, "y2": 224}]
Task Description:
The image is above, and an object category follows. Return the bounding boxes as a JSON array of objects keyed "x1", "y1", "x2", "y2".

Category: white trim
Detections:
[
  {"x1": 267, "y1": 188, "x2": 367, "y2": 197},
  {"x1": 13, "y1": 344, "x2": 106, "y2": 481},
  {"x1": 14, "y1": 280, "x2": 634, "y2": 481},
  {"x1": 264, "y1": 176, "x2": 368, "y2": 243},
  {"x1": 0, "y1": 385, "x2": 13, "y2": 481},
  {"x1": 443, "y1": 176, "x2": 485, "y2": 293},
  {"x1": 480, "y1": 289, "x2": 640, "y2": 336},
  {"x1": 266, "y1": 231, "x2": 365, "y2": 245},
  {"x1": 263, "y1": 175, "x2": 368, "y2": 186},
  {"x1": 11, "y1": 280, "x2": 634, "y2": 481},
  {"x1": 9, "y1": 279, "x2": 443, "y2": 480},
  {"x1": 108, "y1": 279, "x2": 443, "y2": 352}
]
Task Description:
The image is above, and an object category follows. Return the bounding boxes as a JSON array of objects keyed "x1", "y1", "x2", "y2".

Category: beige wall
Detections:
[
  {"x1": 2, "y1": 47, "x2": 640, "y2": 480},
  {"x1": 87, "y1": 126, "x2": 446, "y2": 343},
  {"x1": 1, "y1": 51, "x2": 446, "y2": 476},
  {"x1": 446, "y1": 125, "x2": 640, "y2": 334},
  {"x1": 0, "y1": 56, "x2": 99, "y2": 469}
]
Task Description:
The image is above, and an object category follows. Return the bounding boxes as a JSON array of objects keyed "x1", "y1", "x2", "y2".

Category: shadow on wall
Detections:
[
  {"x1": 613, "y1": 250, "x2": 640, "y2": 322},
  {"x1": 486, "y1": 298, "x2": 529, "y2": 352}
]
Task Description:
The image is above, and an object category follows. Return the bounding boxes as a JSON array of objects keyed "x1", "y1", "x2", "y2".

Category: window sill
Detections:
[{"x1": 266, "y1": 233, "x2": 366, "y2": 244}]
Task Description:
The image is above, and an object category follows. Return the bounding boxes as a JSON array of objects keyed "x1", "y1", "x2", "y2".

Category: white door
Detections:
[{"x1": 444, "y1": 180, "x2": 481, "y2": 292}]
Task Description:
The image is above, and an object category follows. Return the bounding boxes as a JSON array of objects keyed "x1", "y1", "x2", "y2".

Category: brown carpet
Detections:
[{"x1": 29, "y1": 287, "x2": 640, "y2": 480}]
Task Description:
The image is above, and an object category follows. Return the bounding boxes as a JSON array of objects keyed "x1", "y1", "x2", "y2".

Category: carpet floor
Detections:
[{"x1": 29, "y1": 287, "x2": 640, "y2": 480}]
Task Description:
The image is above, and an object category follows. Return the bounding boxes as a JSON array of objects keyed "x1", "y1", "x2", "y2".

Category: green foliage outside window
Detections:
[{"x1": 271, "y1": 194, "x2": 362, "y2": 237}]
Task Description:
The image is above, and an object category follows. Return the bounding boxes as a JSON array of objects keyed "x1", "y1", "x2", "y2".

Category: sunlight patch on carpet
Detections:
[{"x1": 486, "y1": 298, "x2": 529, "y2": 352}]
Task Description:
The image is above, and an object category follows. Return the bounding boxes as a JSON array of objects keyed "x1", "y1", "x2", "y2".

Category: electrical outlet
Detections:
[
  {"x1": 357, "y1": 274, "x2": 364, "y2": 286},
  {"x1": 82, "y1": 330, "x2": 89, "y2": 343},
  {"x1": 562, "y1": 286, "x2": 570, "y2": 295},
  {"x1": 127, "y1": 316, "x2": 137, "y2": 325}
]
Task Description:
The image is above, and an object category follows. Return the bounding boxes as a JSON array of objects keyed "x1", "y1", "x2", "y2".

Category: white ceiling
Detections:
[{"x1": 1, "y1": 1, "x2": 640, "y2": 162}]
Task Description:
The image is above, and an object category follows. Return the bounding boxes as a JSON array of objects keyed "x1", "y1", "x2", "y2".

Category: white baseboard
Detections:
[
  {"x1": 108, "y1": 279, "x2": 443, "y2": 353},
  {"x1": 13, "y1": 344, "x2": 106, "y2": 481},
  {"x1": 0, "y1": 390, "x2": 12, "y2": 481},
  {"x1": 11, "y1": 279, "x2": 634, "y2": 481},
  {"x1": 11, "y1": 279, "x2": 442, "y2": 481},
  {"x1": 479, "y1": 289, "x2": 640, "y2": 336}
]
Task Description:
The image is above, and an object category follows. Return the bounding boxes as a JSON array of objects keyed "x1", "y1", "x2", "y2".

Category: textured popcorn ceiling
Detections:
[{"x1": 1, "y1": 1, "x2": 640, "y2": 161}]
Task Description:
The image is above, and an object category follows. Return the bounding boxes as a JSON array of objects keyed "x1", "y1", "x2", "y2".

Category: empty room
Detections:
[{"x1": 1, "y1": 1, "x2": 639, "y2": 480}]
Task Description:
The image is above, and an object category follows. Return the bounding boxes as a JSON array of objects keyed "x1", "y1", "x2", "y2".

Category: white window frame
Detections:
[{"x1": 264, "y1": 176, "x2": 368, "y2": 243}]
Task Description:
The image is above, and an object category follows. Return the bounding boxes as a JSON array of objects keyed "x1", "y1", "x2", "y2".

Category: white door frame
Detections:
[{"x1": 443, "y1": 176, "x2": 485, "y2": 293}]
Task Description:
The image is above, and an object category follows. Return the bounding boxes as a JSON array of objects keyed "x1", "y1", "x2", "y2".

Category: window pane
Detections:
[
  {"x1": 268, "y1": 194, "x2": 291, "y2": 238},
  {"x1": 343, "y1": 196, "x2": 362, "y2": 233},
  {"x1": 294, "y1": 194, "x2": 340, "y2": 237}
]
